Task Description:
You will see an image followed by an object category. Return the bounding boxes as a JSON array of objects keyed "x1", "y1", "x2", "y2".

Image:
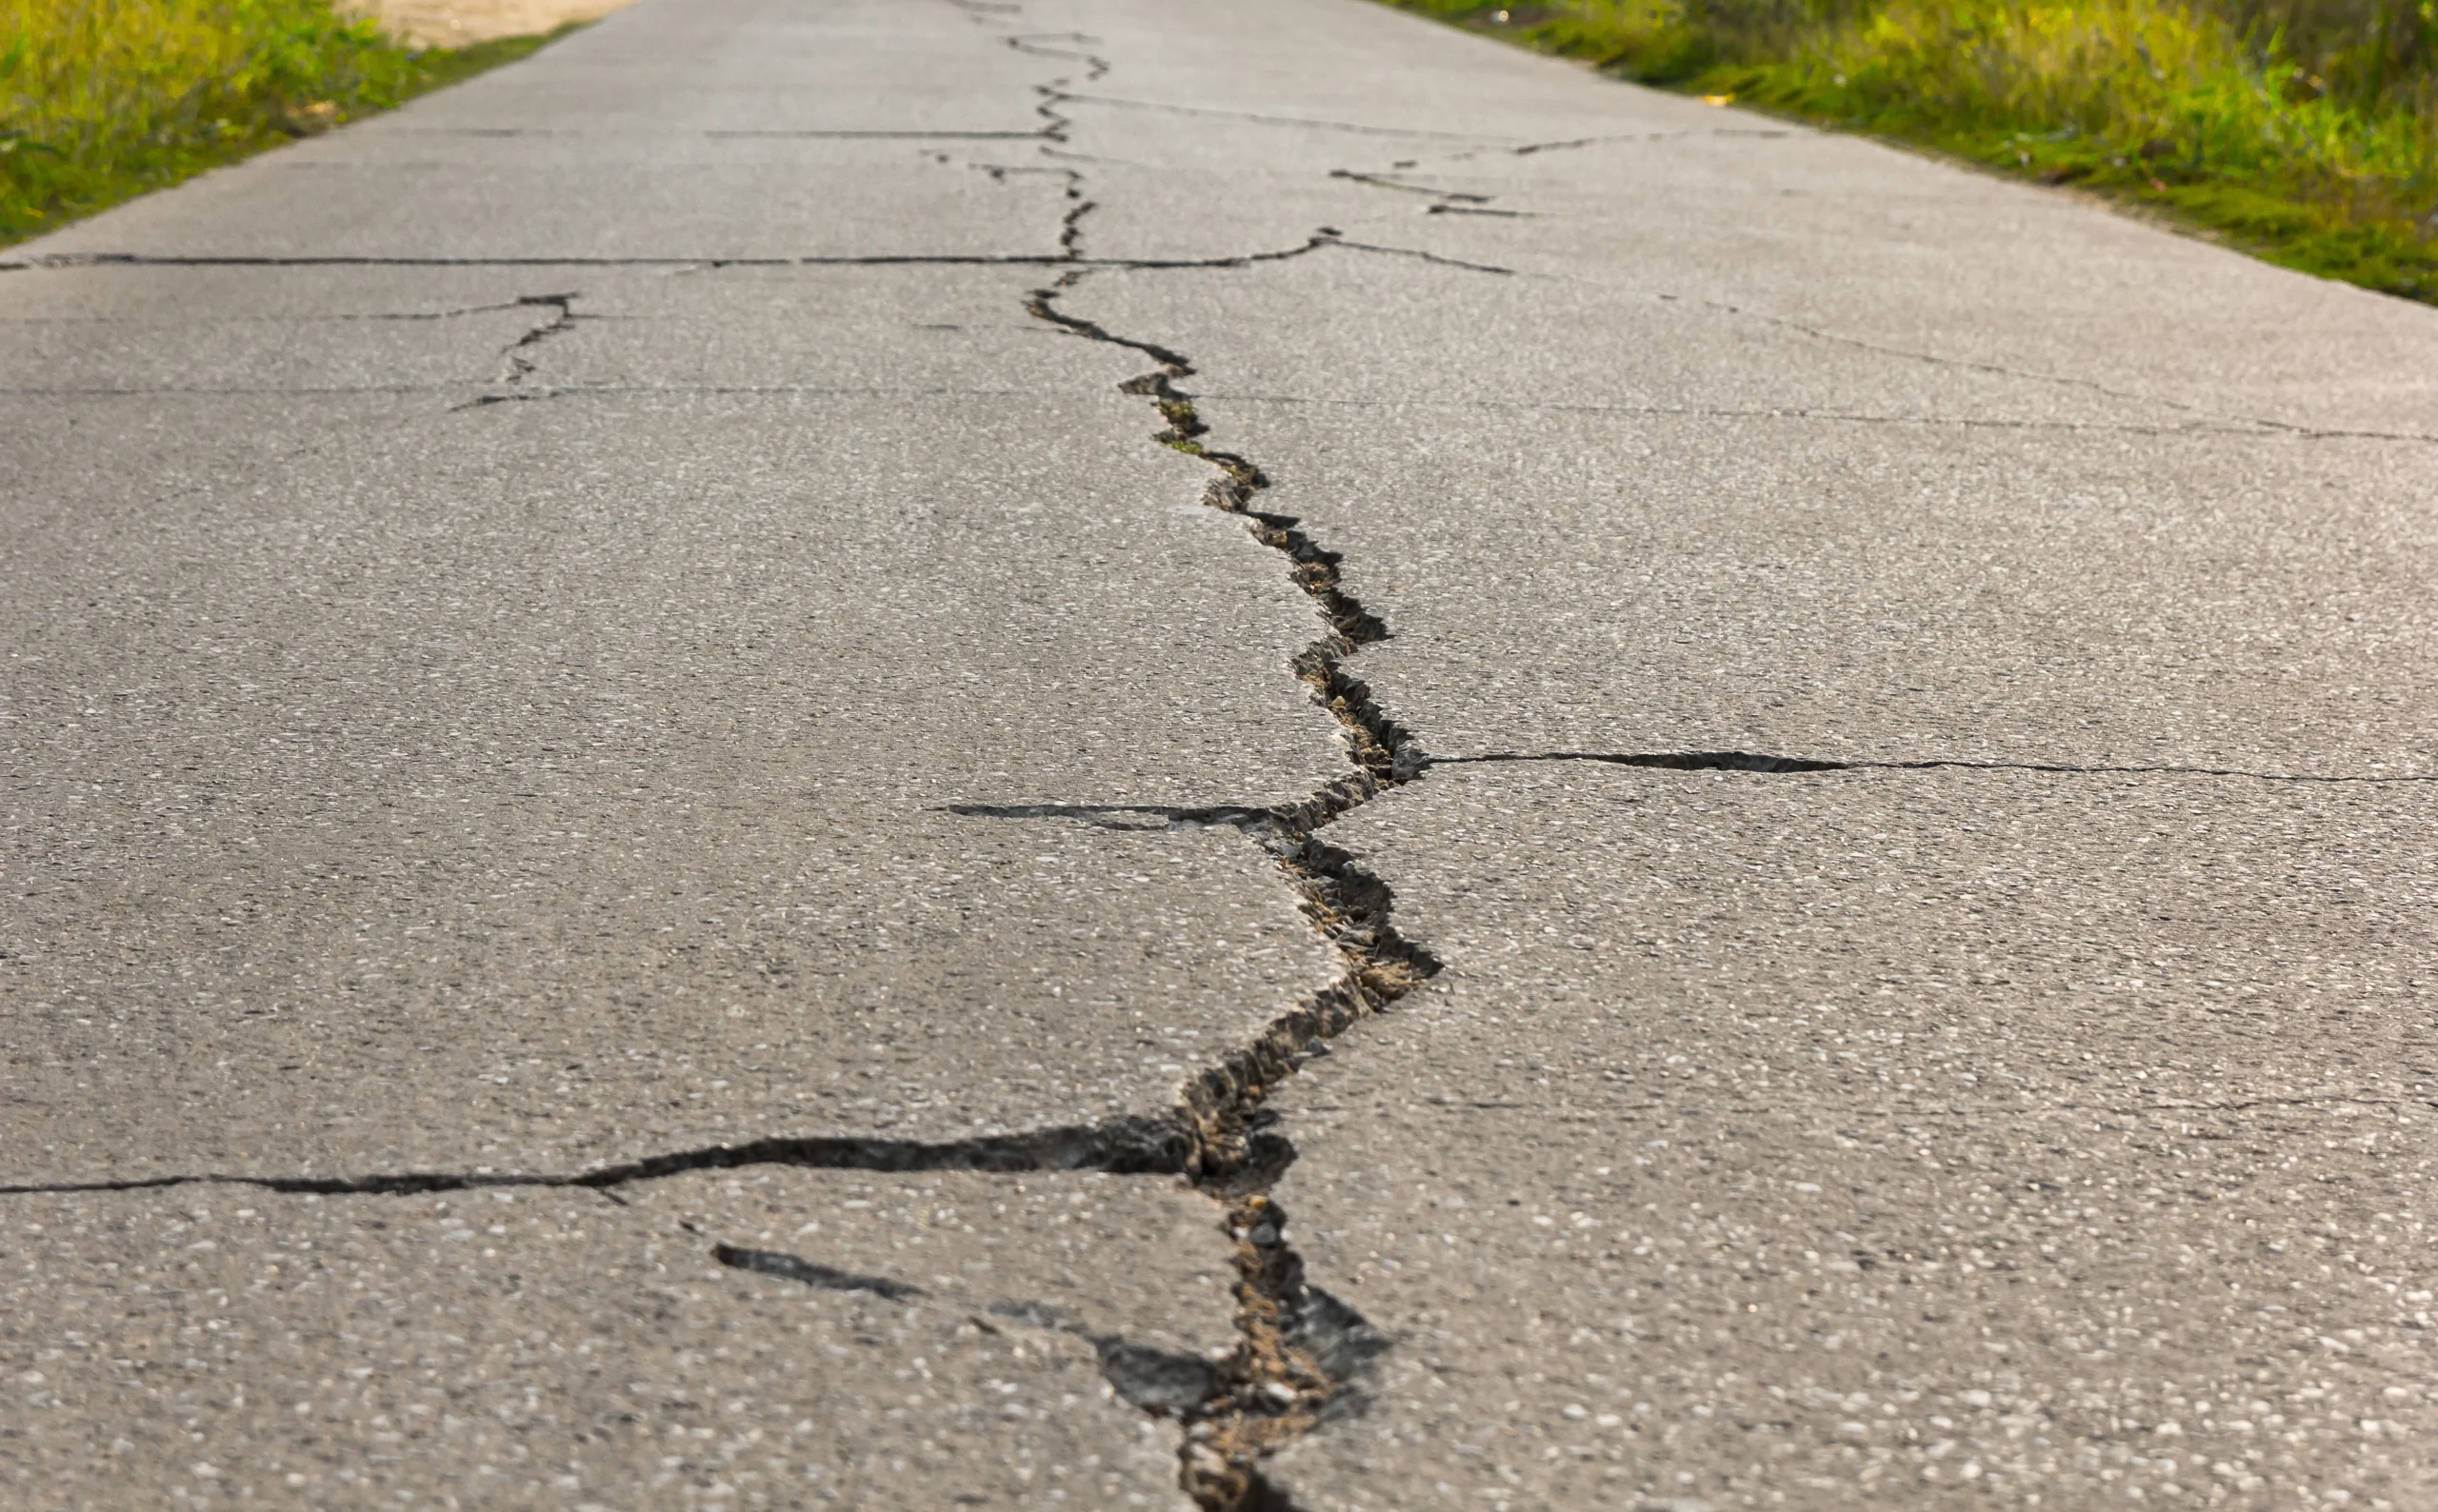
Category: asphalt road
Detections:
[{"x1": 3, "y1": 0, "x2": 2434, "y2": 1507}]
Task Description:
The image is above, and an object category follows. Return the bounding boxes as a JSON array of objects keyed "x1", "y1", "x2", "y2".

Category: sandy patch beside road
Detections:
[{"x1": 347, "y1": 0, "x2": 638, "y2": 48}]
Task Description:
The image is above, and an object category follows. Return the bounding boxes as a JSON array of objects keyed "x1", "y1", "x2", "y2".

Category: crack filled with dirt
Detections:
[{"x1": 1023, "y1": 277, "x2": 1433, "y2": 1512}]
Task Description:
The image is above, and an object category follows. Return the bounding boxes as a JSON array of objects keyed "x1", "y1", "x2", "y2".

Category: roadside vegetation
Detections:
[
  {"x1": 1, "y1": 0, "x2": 561, "y2": 246},
  {"x1": 1384, "y1": 0, "x2": 2438, "y2": 301}
]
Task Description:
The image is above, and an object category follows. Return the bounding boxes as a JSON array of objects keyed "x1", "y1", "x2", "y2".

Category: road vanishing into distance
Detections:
[{"x1": 5, "y1": 0, "x2": 2437, "y2": 1507}]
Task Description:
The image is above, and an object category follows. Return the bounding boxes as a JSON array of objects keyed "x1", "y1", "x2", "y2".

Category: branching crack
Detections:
[
  {"x1": 965, "y1": 159, "x2": 1094, "y2": 257},
  {"x1": 1009, "y1": 31, "x2": 1111, "y2": 84},
  {"x1": 1051, "y1": 92, "x2": 1491, "y2": 141},
  {"x1": 1328, "y1": 167, "x2": 1527, "y2": 220},
  {"x1": 1015, "y1": 32, "x2": 1113, "y2": 147},
  {"x1": 713, "y1": 1243, "x2": 925, "y2": 1300},
  {"x1": 454, "y1": 291, "x2": 580, "y2": 408},
  {"x1": 1702, "y1": 299, "x2": 2438, "y2": 444}
]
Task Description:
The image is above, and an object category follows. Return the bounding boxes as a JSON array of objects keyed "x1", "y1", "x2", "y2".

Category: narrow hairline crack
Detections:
[
  {"x1": 1050, "y1": 91, "x2": 1498, "y2": 140},
  {"x1": 1408, "y1": 124, "x2": 1803, "y2": 167},
  {"x1": 703, "y1": 129, "x2": 1050, "y2": 139},
  {"x1": 1436, "y1": 751, "x2": 2438, "y2": 783},
  {"x1": 1197, "y1": 389, "x2": 2336, "y2": 438},
  {"x1": 1706, "y1": 298, "x2": 2438, "y2": 444},
  {"x1": 3, "y1": 236, "x2": 1513, "y2": 276}
]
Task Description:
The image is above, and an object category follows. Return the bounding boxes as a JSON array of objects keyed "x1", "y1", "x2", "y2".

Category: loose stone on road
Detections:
[{"x1": 3, "y1": 0, "x2": 2433, "y2": 1508}]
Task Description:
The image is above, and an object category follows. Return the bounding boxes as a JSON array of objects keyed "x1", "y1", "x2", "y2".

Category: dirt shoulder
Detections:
[{"x1": 346, "y1": 0, "x2": 639, "y2": 49}]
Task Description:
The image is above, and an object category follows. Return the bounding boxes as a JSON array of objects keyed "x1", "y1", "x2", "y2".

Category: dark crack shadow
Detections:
[
  {"x1": 1438, "y1": 751, "x2": 2438, "y2": 783},
  {"x1": 713, "y1": 1243, "x2": 925, "y2": 1300}
]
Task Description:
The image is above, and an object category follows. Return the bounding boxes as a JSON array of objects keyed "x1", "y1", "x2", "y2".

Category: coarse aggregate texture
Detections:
[
  {"x1": 4, "y1": 0, "x2": 2437, "y2": 1503},
  {"x1": 1265, "y1": 762, "x2": 2438, "y2": 1509},
  {"x1": 0, "y1": 1169, "x2": 1225, "y2": 1508},
  {"x1": 0, "y1": 373, "x2": 1343, "y2": 1181},
  {"x1": 11, "y1": 0, "x2": 1062, "y2": 264},
  {"x1": 1070, "y1": 254, "x2": 2437, "y2": 776}
]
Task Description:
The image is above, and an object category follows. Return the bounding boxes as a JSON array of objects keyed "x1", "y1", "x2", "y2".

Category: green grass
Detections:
[
  {"x1": 2, "y1": 0, "x2": 567, "y2": 247},
  {"x1": 1382, "y1": 0, "x2": 2438, "y2": 302}
]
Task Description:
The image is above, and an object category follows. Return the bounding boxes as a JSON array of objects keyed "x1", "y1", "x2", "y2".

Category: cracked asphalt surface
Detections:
[{"x1": 2, "y1": 0, "x2": 2434, "y2": 1506}]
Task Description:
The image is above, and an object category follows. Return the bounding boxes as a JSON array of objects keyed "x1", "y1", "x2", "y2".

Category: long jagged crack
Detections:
[
  {"x1": 1023, "y1": 279, "x2": 1440, "y2": 1511},
  {"x1": 1050, "y1": 92, "x2": 1490, "y2": 141},
  {"x1": 0, "y1": 1115, "x2": 1202, "y2": 1199}
]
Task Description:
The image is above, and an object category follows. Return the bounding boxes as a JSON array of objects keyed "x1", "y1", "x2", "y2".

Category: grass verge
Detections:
[
  {"x1": 2, "y1": 0, "x2": 570, "y2": 248},
  {"x1": 1379, "y1": 0, "x2": 2438, "y2": 303}
]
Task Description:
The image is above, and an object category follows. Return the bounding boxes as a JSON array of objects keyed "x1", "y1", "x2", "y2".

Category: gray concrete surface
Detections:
[
  {"x1": 1265, "y1": 764, "x2": 2438, "y2": 1508},
  {"x1": 1, "y1": 293, "x2": 1347, "y2": 1180},
  {"x1": 3, "y1": 1171, "x2": 1225, "y2": 1508},
  {"x1": 4, "y1": 0, "x2": 2435, "y2": 1504}
]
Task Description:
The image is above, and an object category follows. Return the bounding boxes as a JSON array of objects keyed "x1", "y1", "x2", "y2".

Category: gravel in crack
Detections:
[{"x1": 1261, "y1": 762, "x2": 2438, "y2": 1511}]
